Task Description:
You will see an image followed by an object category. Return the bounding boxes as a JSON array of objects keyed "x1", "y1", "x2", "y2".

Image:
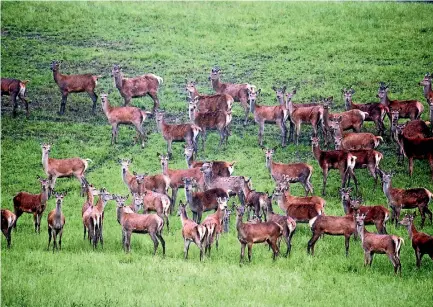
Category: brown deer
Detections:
[
  {"x1": 242, "y1": 178, "x2": 272, "y2": 222},
  {"x1": 81, "y1": 180, "x2": 99, "y2": 241},
  {"x1": 155, "y1": 111, "x2": 201, "y2": 158},
  {"x1": 88, "y1": 189, "x2": 114, "y2": 249},
  {"x1": 47, "y1": 192, "x2": 66, "y2": 252},
  {"x1": 356, "y1": 213, "x2": 403, "y2": 275},
  {"x1": 41, "y1": 143, "x2": 91, "y2": 196},
  {"x1": 111, "y1": 64, "x2": 163, "y2": 112},
  {"x1": 331, "y1": 129, "x2": 383, "y2": 151},
  {"x1": 13, "y1": 176, "x2": 50, "y2": 233},
  {"x1": 177, "y1": 201, "x2": 207, "y2": 261},
  {"x1": 264, "y1": 147, "x2": 314, "y2": 196},
  {"x1": 200, "y1": 197, "x2": 228, "y2": 256},
  {"x1": 1, "y1": 78, "x2": 30, "y2": 117},
  {"x1": 400, "y1": 212, "x2": 433, "y2": 268},
  {"x1": 185, "y1": 80, "x2": 233, "y2": 112},
  {"x1": 51, "y1": 61, "x2": 101, "y2": 115},
  {"x1": 419, "y1": 73, "x2": 433, "y2": 104},
  {"x1": 1, "y1": 209, "x2": 16, "y2": 248},
  {"x1": 101, "y1": 93, "x2": 152, "y2": 148},
  {"x1": 235, "y1": 205, "x2": 282, "y2": 262},
  {"x1": 208, "y1": 66, "x2": 256, "y2": 125},
  {"x1": 377, "y1": 168, "x2": 433, "y2": 228}
]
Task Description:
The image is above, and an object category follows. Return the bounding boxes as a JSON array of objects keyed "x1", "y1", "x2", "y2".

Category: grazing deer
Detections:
[
  {"x1": 51, "y1": 60, "x2": 101, "y2": 115},
  {"x1": 185, "y1": 80, "x2": 233, "y2": 112},
  {"x1": 101, "y1": 93, "x2": 152, "y2": 148},
  {"x1": 356, "y1": 213, "x2": 403, "y2": 275},
  {"x1": 111, "y1": 64, "x2": 163, "y2": 112},
  {"x1": 177, "y1": 201, "x2": 207, "y2": 261},
  {"x1": 1, "y1": 78, "x2": 30, "y2": 117},
  {"x1": 377, "y1": 169, "x2": 433, "y2": 228},
  {"x1": 1, "y1": 209, "x2": 16, "y2": 248},
  {"x1": 264, "y1": 147, "x2": 314, "y2": 196},
  {"x1": 208, "y1": 66, "x2": 256, "y2": 125},
  {"x1": 419, "y1": 73, "x2": 433, "y2": 104},
  {"x1": 200, "y1": 197, "x2": 228, "y2": 256},
  {"x1": 399, "y1": 212, "x2": 433, "y2": 268},
  {"x1": 88, "y1": 189, "x2": 114, "y2": 249},
  {"x1": 13, "y1": 176, "x2": 50, "y2": 233},
  {"x1": 41, "y1": 143, "x2": 91, "y2": 196},
  {"x1": 47, "y1": 192, "x2": 66, "y2": 252}
]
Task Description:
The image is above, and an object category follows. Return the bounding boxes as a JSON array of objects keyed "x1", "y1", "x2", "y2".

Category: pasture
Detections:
[{"x1": 1, "y1": 1, "x2": 433, "y2": 306}]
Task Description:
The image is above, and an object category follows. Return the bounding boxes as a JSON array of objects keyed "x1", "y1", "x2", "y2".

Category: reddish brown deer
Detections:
[
  {"x1": 332, "y1": 130, "x2": 383, "y2": 151},
  {"x1": 13, "y1": 176, "x2": 50, "y2": 233},
  {"x1": 200, "y1": 197, "x2": 228, "y2": 256},
  {"x1": 51, "y1": 61, "x2": 101, "y2": 115},
  {"x1": 101, "y1": 93, "x2": 152, "y2": 148},
  {"x1": 419, "y1": 73, "x2": 433, "y2": 104},
  {"x1": 1, "y1": 209, "x2": 16, "y2": 248},
  {"x1": 81, "y1": 180, "x2": 99, "y2": 241},
  {"x1": 208, "y1": 66, "x2": 256, "y2": 125},
  {"x1": 111, "y1": 64, "x2": 163, "y2": 112},
  {"x1": 88, "y1": 189, "x2": 115, "y2": 249},
  {"x1": 264, "y1": 147, "x2": 314, "y2": 196},
  {"x1": 356, "y1": 213, "x2": 403, "y2": 275},
  {"x1": 1, "y1": 78, "x2": 30, "y2": 117},
  {"x1": 185, "y1": 80, "x2": 233, "y2": 112},
  {"x1": 242, "y1": 178, "x2": 272, "y2": 222},
  {"x1": 47, "y1": 192, "x2": 66, "y2": 252},
  {"x1": 400, "y1": 212, "x2": 433, "y2": 268}
]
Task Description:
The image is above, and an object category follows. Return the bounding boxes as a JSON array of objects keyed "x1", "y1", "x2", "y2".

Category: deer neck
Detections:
[
  {"x1": 55, "y1": 202, "x2": 62, "y2": 218},
  {"x1": 236, "y1": 214, "x2": 244, "y2": 233},
  {"x1": 265, "y1": 157, "x2": 273, "y2": 173},
  {"x1": 188, "y1": 107, "x2": 196, "y2": 122},
  {"x1": 122, "y1": 167, "x2": 133, "y2": 188},
  {"x1": 96, "y1": 197, "x2": 109, "y2": 212},
  {"x1": 342, "y1": 198, "x2": 352, "y2": 215},
  {"x1": 379, "y1": 93, "x2": 390, "y2": 106},
  {"x1": 116, "y1": 207, "x2": 124, "y2": 224},
  {"x1": 161, "y1": 162, "x2": 169, "y2": 176},
  {"x1": 113, "y1": 72, "x2": 123, "y2": 89},
  {"x1": 382, "y1": 180, "x2": 392, "y2": 201},
  {"x1": 357, "y1": 224, "x2": 366, "y2": 243},
  {"x1": 203, "y1": 171, "x2": 213, "y2": 188},
  {"x1": 429, "y1": 106, "x2": 433, "y2": 125},
  {"x1": 286, "y1": 97, "x2": 294, "y2": 115},
  {"x1": 211, "y1": 78, "x2": 223, "y2": 92},
  {"x1": 323, "y1": 107, "x2": 330, "y2": 127},
  {"x1": 184, "y1": 188, "x2": 193, "y2": 206},
  {"x1": 179, "y1": 209, "x2": 189, "y2": 226},
  {"x1": 276, "y1": 95, "x2": 285, "y2": 106},
  {"x1": 42, "y1": 151, "x2": 49, "y2": 173},
  {"x1": 312, "y1": 144, "x2": 321, "y2": 161},
  {"x1": 41, "y1": 187, "x2": 49, "y2": 204},
  {"x1": 185, "y1": 155, "x2": 194, "y2": 168},
  {"x1": 190, "y1": 88, "x2": 199, "y2": 99},
  {"x1": 274, "y1": 195, "x2": 286, "y2": 212},
  {"x1": 249, "y1": 99, "x2": 256, "y2": 113},
  {"x1": 86, "y1": 190, "x2": 95, "y2": 205},
  {"x1": 53, "y1": 69, "x2": 62, "y2": 84},
  {"x1": 102, "y1": 98, "x2": 112, "y2": 115},
  {"x1": 423, "y1": 83, "x2": 432, "y2": 99},
  {"x1": 344, "y1": 98, "x2": 352, "y2": 111}
]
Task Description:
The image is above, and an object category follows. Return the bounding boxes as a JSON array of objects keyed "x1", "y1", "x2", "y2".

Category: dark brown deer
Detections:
[
  {"x1": 419, "y1": 73, "x2": 433, "y2": 104},
  {"x1": 356, "y1": 213, "x2": 403, "y2": 275},
  {"x1": 47, "y1": 192, "x2": 66, "y2": 252},
  {"x1": 185, "y1": 80, "x2": 233, "y2": 112},
  {"x1": 399, "y1": 212, "x2": 433, "y2": 268},
  {"x1": 1, "y1": 78, "x2": 30, "y2": 117},
  {"x1": 111, "y1": 64, "x2": 163, "y2": 112},
  {"x1": 1, "y1": 209, "x2": 16, "y2": 248},
  {"x1": 51, "y1": 61, "x2": 101, "y2": 115},
  {"x1": 200, "y1": 197, "x2": 228, "y2": 256}
]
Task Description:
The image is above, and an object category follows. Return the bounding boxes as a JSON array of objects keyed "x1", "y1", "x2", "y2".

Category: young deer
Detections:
[
  {"x1": 419, "y1": 73, "x2": 433, "y2": 104},
  {"x1": 88, "y1": 189, "x2": 114, "y2": 249},
  {"x1": 1, "y1": 78, "x2": 30, "y2": 117},
  {"x1": 177, "y1": 201, "x2": 207, "y2": 261},
  {"x1": 1, "y1": 209, "x2": 16, "y2": 248},
  {"x1": 51, "y1": 60, "x2": 101, "y2": 115},
  {"x1": 13, "y1": 176, "x2": 50, "y2": 233},
  {"x1": 111, "y1": 64, "x2": 163, "y2": 112},
  {"x1": 81, "y1": 181, "x2": 99, "y2": 241},
  {"x1": 356, "y1": 213, "x2": 403, "y2": 275},
  {"x1": 183, "y1": 144, "x2": 235, "y2": 177},
  {"x1": 47, "y1": 192, "x2": 66, "y2": 252},
  {"x1": 185, "y1": 80, "x2": 233, "y2": 112},
  {"x1": 400, "y1": 212, "x2": 433, "y2": 268},
  {"x1": 101, "y1": 93, "x2": 152, "y2": 148},
  {"x1": 200, "y1": 197, "x2": 228, "y2": 256}
]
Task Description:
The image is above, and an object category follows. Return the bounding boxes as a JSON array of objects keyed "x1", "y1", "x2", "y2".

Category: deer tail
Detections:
[
  {"x1": 82, "y1": 159, "x2": 92, "y2": 172},
  {"x1": 425, "y1": 188, "x2": 433, "y2": 203},
  {"x1": 393, "y1": 236, "x2": 404, "y2": 258},
  {"x1": 309, "y1": 216, "x2": 318, "y2": 229},
  {"x1": 148, "y1": 74, "x2": 163, "y2": 85},
  {"x1": 197, "y1": 225, "x2": 207, "y2": 243},
  {"x1": 18, "y1": 81, "x2": 28, "y2": 97}
]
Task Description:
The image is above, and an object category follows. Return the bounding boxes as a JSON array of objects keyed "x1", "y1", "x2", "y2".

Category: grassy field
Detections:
[{"x1": 1, "y1": 1, "x2": 433, "y2": 306}]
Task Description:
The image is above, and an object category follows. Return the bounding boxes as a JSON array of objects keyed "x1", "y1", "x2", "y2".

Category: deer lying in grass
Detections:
[
  {"x1": 356, "y1": 213, "x2": 403, "y2": 275},
  {"x1": 47, "y1": 192, "x2": 66, "y2": 252},
  {"x1": 155, "y1": 111, "x2": 201, "y2": 158},
  {"x1": 41, "y1": 143, "x2": 91, "y2": 196},
  {"x1": 185, "y1": 80, "x2": 233, "y2": 112},
  {"x1": 115, "y1": 196, "x2": 165, "y2": 255},
  {"x1": 13, "y1": 176, "x2": 50, "y2": 233},
  {"x1": 178, "y1": 201, "x2": 207, "y2": 261},
  {"x1": 111, "y1": 64, "x2": 163, "y2": 112},
  {"x1": 101, "y1": 93, "x2": 152, "y2": 148},
  {"x1": 200, "y1": 197, "x2": 228, "y2": 256},
  {"x1": 235, "y1": 205, "x2": 282, "y2": 262},
  {"x1": 183, "y1": 144, "x2": 235, "y2": 177},
  {"x1": 1, "y1": 209, "x2": 16, "y2": 248},
  {"x1": 264, "y1": 147, "x2": 314, "y2": 196},
  {"x1": 400, "y1": 212, "x2": 433, "y2": 268},
  {"x1": 51, "y1": 61, "x2": 101, "y2": 115},
  {"x1": 1, "y1": 78, "x2": 30, "y2": 117},
  {"x1": 88, "y1": 189, "x2": 114, "y2": 249},
  {"x1": 208, "y1": 66, "x2": 256, "y2": 125},
  {"x1": 419, "y1": 73, "x2": 433, "y2": 105},
  {"x1": 377, "y1": 169, "x2": 433, "y2": 228}
]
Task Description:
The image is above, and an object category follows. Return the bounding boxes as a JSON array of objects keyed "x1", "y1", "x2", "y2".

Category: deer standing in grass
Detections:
[
  {"x1": 81, "y1": 180, "x2": 99, "y2": 241},
  {"x1": 1, "y1": 78, "x2": 30, "y2": 117},
  {"x1": 1, "y1": 209, "x2": 16, "y2": 248},
  {"x1": 47, "y1": 192, "x2": 66, "y2": 252},
  {"x1": 200, "y1": 197, "x2": 228, "y2": 256},
  {"x1": 183, "y1": 144, "x2": 235, "y2": 177},
  {"x1": 185, "y1": 80, "x2": 233, "y2": 112},
  {"x1": 88, "y1": 189, "x2": 114, "y2": 249}
]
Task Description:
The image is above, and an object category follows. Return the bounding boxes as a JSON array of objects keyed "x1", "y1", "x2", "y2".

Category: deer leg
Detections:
[
  {"x1": 150, "y1": 232, "x2": 159, "y2": 256},
  {"x1": 394, "y1": 207, "x2": 401, "y2": 228},
  {"x1": 33, "y1": 213, "x2": 38, "y2": 233},
  {"x1": 240, "y1": 243, "x2": 246, "y2": 262},
  {"x1": 375, "y1": 221, "x2": 386, "y2": 234},
  {"x1": 11, "y1": 93, "x2": 18, "y2": 117},
  {"x1": 59, "y1": 93, "x2": 68, "y2": 115},
  {"x1": 424, "y1": 206, "x2": 432, "y2": 225},
  {"x1": 344, "y1": 235, "x2": 350, "y2": 257},
  {"x1": 295, "y1": 122, "x2": 301, "y2": 147},
  {"x1": 135, "y1": 124, "x2": 146, "y2": 149},
  {"x1": 419, "y1": 206, "x2": 426, "y2": 228},
  {"x1": 322, "y1": 168, "x2": 329, "y2": 196},
  {"x1": 171, "y1": 188, "x2": 178, "y2": 215},
  {"x1": 148, "y1": 92, "x2": 159, "y2": 113},
  {"x1": 283, "y1": 230, "x2": 291, "y2": 257},
  {"x1": 184, "y1": 239, "x2": 191, "y2": 259},
  {"x1": 201, "y1": 129, "x2": 207, "y2": 152},
  {"x1": 277, "y1": 120, "x2": 286, "y2": 147},
  {"x1": 126, "y1": 231, "x2": 132, "y2": 253},
  {"x1": 369, "y1": 252, "x2": 375, "y2": 267},
  {"x1": 258, "y1": 122, "x2": 264, "y2": 146},
  {"x1": 58, "y1": 228, "x2": 63, "y2": 250},
  {"x1": 408, "y1": 157, "x2": 414, "y2": 177},
  {"x1": 415, "y1": 249, "x2": 422, "y2": 268},
  {"x1": 307, "y1": 232, "x2": 321, "y2": 256},
  {"x1": 49, "y1": 176, "x2": 58, "y2": 196},
  {"x1": 247, "y1": 243, "x2": 253, "y2": 262},
  {"x1": 47, "y1": 227, "x2": 52, "y2": 250},
  {"x1": 52, "y1": 230, "x2": 58, "y2": 253},
  {"x1": 288, "y1": 121, "x2": 294, "y2": 143},
  {"x1": 88, "y1": 91, "x2": 98, "y2": 114}
]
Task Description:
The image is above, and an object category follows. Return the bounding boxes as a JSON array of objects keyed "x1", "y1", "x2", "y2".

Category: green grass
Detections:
[{"x1": 1, "y1": 1, "x2": 433, "y2": 306}]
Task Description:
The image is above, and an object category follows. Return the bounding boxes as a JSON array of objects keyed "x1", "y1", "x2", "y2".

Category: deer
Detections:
[
  {"x1": 223, "y1": 209, "x2": 232, "y2": 233},
  {"x1": 355, "y1": 213, "x2": 403, "y2": 275},
  {"x1": 185, "y1": 80, "x2": 233, "y2": 112},
  {"x1": 88, "y1": 189, "x2": 115, "y2": 249},
  {"x1": 115, "y1": 197, "x2": 165, "y2": 255},
  {"x1": 155, "y1": 111, "x2": 201, "y2": 158},
  {"x1": 101, "y1": 93, "x2": 152, "y2": 148},
  {"x1": 1, "y1": 209, "x2": 16, "y2": 248},
  {"x1": 242, "y1": 178, "x2": 272, "y2": 222},
  {"x1": 264, "y1": 147, "x2": 314, "y2": 196},
  {"x1": 177, "y1": 201, "x2": 207, "y2": 261},
  {"x1": 200, "y1": 197, "x2": 228, "y2": 257},
  {"x1": 50, "y1": 60, "x2": 101, "y2": 115},
  {"x1": 47, "y1": 192, "x2": 66, "y2": 252},
  {"x1": 183, "y1": 177, "x2": 229, "y2": 224},
  {"x1": 311, "y1": 137, "x2": 358, "y2": 196},
  {"x1": 377, "y1": 168, "x2": 433, "y2": 228},
  {"x1": 342, "y1": 88, "x2": 388, "y2": 135},
  {"x1": 330, "y1": 126, "x2": 383, "y2": 151},
  {"x1": 340, "y1": 188, "x2": 390, "y2": 234},
  {"x1": 1, "y1": 78, "x2": 30, "y2": 117},
  {"x1": 41, "y1": 143, "x2": 91, "y2": 196},
  {"x1": 13, "y1": 176, "x2": 50, "y2": 233},
  {"x1": 248, "y1": 88, "x2": 287, "y2": 147},
  {"x1": 111, "y1": 64, "x2": 163, "y2": 113},
  {"x1": 419, "y1": 73, "x2": 433, "y2": 104},
  {"x1": 81, "y1": 180, "x2": 99, "y2": 241},
  {"x1": 208, "y1": 66, "x2": 256, "y2": 125},
  {"x1": 399, "y1": 212, "x2": 433, "y2": 268},
  {"x1": 235, "y1": 205, "x2": 282, "y2": 262}
]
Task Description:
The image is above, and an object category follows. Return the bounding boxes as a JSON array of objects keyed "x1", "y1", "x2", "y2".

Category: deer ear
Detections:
[
  {"x1": 282, "y1": 86, "x2": 287, "y2": 92},
  {"x1": 272, "y1": 86, "x2": 277, "y2": 91},
  {"x1": 133, "y1": 171, "x2": 137, "y2": 175},
  {"x1": 130, "y1": 158, "x2": 133, "y2": 163}
]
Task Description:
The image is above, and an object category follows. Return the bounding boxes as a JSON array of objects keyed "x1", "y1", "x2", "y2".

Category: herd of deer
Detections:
[{"x1": 1, "y1": 65, "x2": 433, "y2": 275}]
